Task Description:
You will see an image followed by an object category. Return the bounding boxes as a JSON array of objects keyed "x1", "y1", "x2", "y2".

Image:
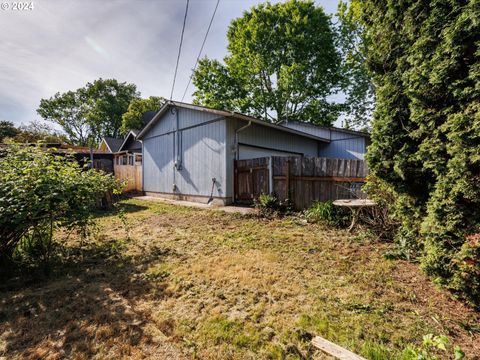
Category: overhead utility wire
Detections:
[
  {"x1": 170, "y1": 0, "x2": 190, "y2": 101},
  {"x1": 181, "y1": 0, "x2": 221, "y2": 102}
]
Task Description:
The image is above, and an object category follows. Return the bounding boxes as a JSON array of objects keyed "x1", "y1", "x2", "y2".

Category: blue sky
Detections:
[{"x1": 0, "y1": 0, "x2": 340, "y2": 126}]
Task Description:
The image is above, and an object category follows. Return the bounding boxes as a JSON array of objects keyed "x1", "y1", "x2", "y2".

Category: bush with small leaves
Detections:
[{"x1": 0, "y1": 145, "x2": 123, "y2": 273}]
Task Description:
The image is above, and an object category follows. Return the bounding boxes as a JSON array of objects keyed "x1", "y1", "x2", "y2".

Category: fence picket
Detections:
[{"x1": 234, "y1": 156, "x2": 368, "y2": 209}]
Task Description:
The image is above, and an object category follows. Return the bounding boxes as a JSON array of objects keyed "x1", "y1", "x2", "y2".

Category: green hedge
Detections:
[{"x1": 363, "y1": 0, "x2": 480, "y2": 306}]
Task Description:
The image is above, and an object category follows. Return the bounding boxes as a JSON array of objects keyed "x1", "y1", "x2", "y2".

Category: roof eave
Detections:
[
  {"x1": 279, "y1": 119, "x2": 370, "y2": 139},
  {"x1": 99, "y1": 138, "x2": 113, "y2": 153},
  {"x1": 228, "y1": 112, "x2": 330, "y2": 143},
  {"x1": 118, "y1": 130, "x2": 138, "y2": 152},
  {"x1": 136, "y1": 103, "x2": 172, "y2": 140},
  {"x1": 137, "y1": 101, "x2": 331, "y2": 143}
]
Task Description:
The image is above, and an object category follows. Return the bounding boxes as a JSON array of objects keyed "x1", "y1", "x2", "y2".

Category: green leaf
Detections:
[{"x1": 454, "y1": 346, "x2": 465, "y2": 360}]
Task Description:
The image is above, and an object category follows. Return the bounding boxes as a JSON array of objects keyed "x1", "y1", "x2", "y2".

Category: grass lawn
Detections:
[{"x1": 1, "y1": 198, "x2": 479, "y2": 359}]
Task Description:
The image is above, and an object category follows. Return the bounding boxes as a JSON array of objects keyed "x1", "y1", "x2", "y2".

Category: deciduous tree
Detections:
[
  {"x1": 192, "y1": 0, "x2": 343, "y2": 126},
  {"x1": 15, "y1": 120, "x2": 68, "y2": 144},
  {"x1": 121, "y1": 96, "x2": 164, "y2": 134},
  {"x1": 336, "y1": 0, "x2": 374, "y2": 129},
  {"x1": 37, "y1": 90, "x2": 90, "y2": 145},
  {"x1": 37, "y1": 79, "x2": 139, "y2": 145},
  {"x1": 84, "y1": 79, "x2": 139, "y2": 140},
  {"x1": 0, "y1": 121, "x2": 19, "y2": 142}
]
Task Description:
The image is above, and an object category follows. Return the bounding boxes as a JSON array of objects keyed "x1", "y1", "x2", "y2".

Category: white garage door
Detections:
[{"x1": 238, "y1": 144, "x2": 302, "y2": 160}]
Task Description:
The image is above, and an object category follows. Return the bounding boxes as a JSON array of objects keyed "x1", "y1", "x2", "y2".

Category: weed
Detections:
[
  {"x1": 116, "y1": 205, "x2": 131, "y2": 240},
  {"x1": 304, "y1": 201, "x2": 350, "y2": 226},
  {"x1": 255, "y1": 194, "x2": 294, "y2": 218},
  {"x1": 351, "y1": 229, "x2": 377, "y2": 243},
  {"x1": 399, "y1": 334, "x2": 465, "y2": 360}
]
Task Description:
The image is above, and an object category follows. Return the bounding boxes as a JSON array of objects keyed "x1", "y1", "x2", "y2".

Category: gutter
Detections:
[{"x1": 234, "y1": 120, "x2": 252, "y2": 160}]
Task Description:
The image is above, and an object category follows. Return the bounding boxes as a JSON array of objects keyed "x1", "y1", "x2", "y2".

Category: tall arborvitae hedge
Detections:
[{"x1": 364, "y1": 0, "x2": 480, "y2": 306}]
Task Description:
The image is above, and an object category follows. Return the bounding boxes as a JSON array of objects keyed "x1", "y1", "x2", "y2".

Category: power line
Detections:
[
  {"x1": 181, "y1": 0, "x2": 221, "y2": 102},
  {"x1": 170, "y1": 0, "x2": 190, "y2": 101}
]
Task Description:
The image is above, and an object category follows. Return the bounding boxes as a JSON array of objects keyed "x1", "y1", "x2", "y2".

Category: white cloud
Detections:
[{"x1": 0, "y1": 0, "x2": 339, "y2": 125}]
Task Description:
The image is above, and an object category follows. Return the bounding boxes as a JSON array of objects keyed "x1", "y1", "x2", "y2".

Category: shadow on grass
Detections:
[
  {"x1": 94, "y1": 201, "x2": 150, "y2": 219},
  {"x1": 0, "y1": 239, "x2": 175, "y2": 359}
]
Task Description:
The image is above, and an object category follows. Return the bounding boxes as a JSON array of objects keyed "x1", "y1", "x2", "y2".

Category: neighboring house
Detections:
[
  {"x1": 99, "y1": 131, "x2": 143, "y2": 192},
  {"x1": 136, "y1": 101, "x2": 369, "y2": 205},
  {"x1": 0, "y1": 143, "x2": 114, "y2": 172},
  {"x1": 98, "y1": 137, "x2": 123, "y2": 153},
  {"x1": 113, "y1": 130, "x2": 142, "y2": 167},
  {"x1": 52, "y1": 144, "x2": 114, "y2": 172}
]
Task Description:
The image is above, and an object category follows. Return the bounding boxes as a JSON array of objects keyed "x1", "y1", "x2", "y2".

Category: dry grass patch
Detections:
[{"x1": 1, "y1": 198, "x2": 479, "y2": 359}]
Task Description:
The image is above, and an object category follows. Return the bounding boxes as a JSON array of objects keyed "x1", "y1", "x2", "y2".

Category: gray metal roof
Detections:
[
  {"x1": 278, "y1": 119, "x2": 370, "y2": 139},
  {"x1": 137, "y1": 101, "x2": 352, "y2": 143}
]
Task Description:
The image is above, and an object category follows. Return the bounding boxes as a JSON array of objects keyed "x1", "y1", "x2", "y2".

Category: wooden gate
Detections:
[{"x1": 234, "y1": 157, "x2": 270, "y2": 203}]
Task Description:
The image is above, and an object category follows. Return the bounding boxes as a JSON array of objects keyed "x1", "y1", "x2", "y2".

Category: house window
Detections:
[
  {"x1": 122, "y1": 155, "x2": 128, "y2": 165},
  {"x1": 135, "y1": 154, "x2": 142, "y2": 165},
  {"x1": 128, "y1": 155, "x2": 134, "y2": 166}
]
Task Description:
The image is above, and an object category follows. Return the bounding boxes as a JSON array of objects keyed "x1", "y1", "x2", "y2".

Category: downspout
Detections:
[
  {"x1": 175, "y1": 107, "x2": 181, "y2": 169},
  {"x1": 141, "y1": 140, "x2": 144, "y2": 193},
  {"x1": 172, "y1": 107, "x2": 178, "y2": 193},
  {"x1": 176, "y1": 117, "x2": 182, "y2": 170},
  {"x1": 234, "y1": 120, "x2": 252, "y2": 160}
]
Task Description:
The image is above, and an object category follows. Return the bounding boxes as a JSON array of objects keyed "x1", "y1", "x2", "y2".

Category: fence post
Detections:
[
  {"x1": 285, "y1": 159, "x2": 290, "y2": 200},
  {"x1": 268, "y1": 156, "x2": 274, "y2": 195},
  {"x1": 234, "y1": 160, "x2": 238, "y2": 203}
]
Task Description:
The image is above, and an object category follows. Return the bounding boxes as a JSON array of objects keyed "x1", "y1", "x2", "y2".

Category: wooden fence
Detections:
[
  {"x1": 114, "y1": 164, "x2": 142, "y2": 192},
  {"x1": 234, "y1": 156, "x2": 368, "y2": 209}
]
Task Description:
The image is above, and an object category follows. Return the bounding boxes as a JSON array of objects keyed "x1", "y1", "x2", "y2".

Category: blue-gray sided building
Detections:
[{"x1": 136, "y1": 101, "x2": 369, "y2": 205}]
